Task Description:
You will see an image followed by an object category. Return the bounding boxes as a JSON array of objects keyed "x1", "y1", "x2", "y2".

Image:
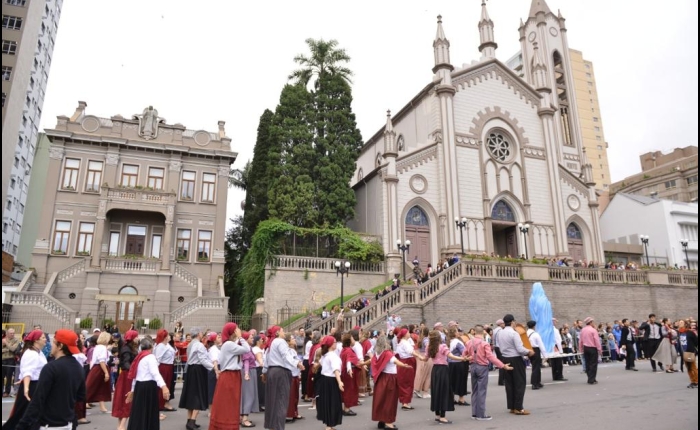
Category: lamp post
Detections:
[
  {"x1": 396, "y1": 239, "x2": 411, "y2": 282},
  {"x1": 680, "y1": 239, "x2": 689, "y2": 269},
  {"x1": 335, "y1": 261, "x2": 351, "y2": 310},
  {"x1": 455, "y1": 217, "x2": 467, "y2": 255},
  {"x1": 640, "y1": 235, "x2": 650, "y2": 267},
  {"x1": 517, "y1": 222, "x2": 530, "y2": 260}
]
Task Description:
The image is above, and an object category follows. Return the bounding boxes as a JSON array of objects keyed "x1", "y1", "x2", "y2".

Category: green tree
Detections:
[
  {"x1": 224, "y1": 215, "x2": 246, "y2": 313},
  {"x1": 242, "y1": 110, "x2": 275, "y2": 242},
  {"x1": 289, "y1": 38, "x2": 353, "y2": 89}
]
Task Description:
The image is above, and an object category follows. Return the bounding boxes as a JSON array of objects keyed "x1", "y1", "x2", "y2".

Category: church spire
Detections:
[
  {"x1": 433, "y1": 15, "x2": 453, "y2": 82},
  {"x1": 478, "y1": 0, "x2": 497, "y2": 59},
  {"x1": 529, "y1": 0, "x2": 552, "y2": 18},
  {"x1": 531, "y1": 42, "x2": 548, "y2": 90},
  {"x1": 383, "y1": 109, "x2": 397, "y2": 157}
]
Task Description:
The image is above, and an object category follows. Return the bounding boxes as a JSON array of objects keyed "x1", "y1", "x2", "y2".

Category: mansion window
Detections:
[
  {"x1": 147, "y1": 167, "x2": 164, "y2": 190},
  {"x1": 52, "y1": 221, "x2": 71, "y2": 254},
  {"x1": 76, "y1": 222, "x2": 95, "y2": 255},
  {"x1": 1, "y1": 40, "x2": 17, "y2": 55},
  {"x1": 85, "y1": 160, "x2": 103, "y2": 192},
  {"x1": 62, "y1": 158, "x2": 80, "y2": 190},
  {"x1": 197, "y1": 230, "x2": 212, "y2": 262},
  {"x1": 180, "y1": 171, "x2": 195, "y2": 200},
  {"x1": 665, "y1": 180, "x2": 677, "y2": 190},
  {"x1": 120, "y1": 164, "x2": 138, "y2": 187},
  {"x1": 176, "y1": 229, "x2": 191, "y2": 260},
  {"x1": 5, "y1": 0, "x2": 28, "y2": 6},
  {"x1": 201, "y1": 173, "x2": 216, "y2": 202},
  {"x1": 2, "y1": 15, "x2": 22, "y2": 30},
  {"x1": 151, "y1": 234, "x2": 162, "y2": 259},
  {"x1": 1, "y1": 65, "x2": 11, "y2": 80},
  {"x1": 687, "y1": 175, "x2": 698, "y2": 185}
]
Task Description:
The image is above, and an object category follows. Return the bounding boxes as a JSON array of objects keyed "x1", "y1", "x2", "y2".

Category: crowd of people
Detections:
[{"x1": 1, "y1": 310, "x2": 697, "y2": 430}]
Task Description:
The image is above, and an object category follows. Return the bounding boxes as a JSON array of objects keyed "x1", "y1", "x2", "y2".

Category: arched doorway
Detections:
[
  {"x1": 567, "y1": 223, "x2": 585, "y2": 262},
  {"x1": 405, "y1": 206, "x2": 431, "y2": 269},
  {"x1": 491, "y1": 200, "x2": 518, "y2": 258},
  {"x1": 116, "y1": 285, "x2": 141, "y2": 333}
]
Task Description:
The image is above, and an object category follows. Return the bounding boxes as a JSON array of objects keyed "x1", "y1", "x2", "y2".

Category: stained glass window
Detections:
[
  {"x1": 487, "y1": 133, "x2": 511, "y2": 162},
  {"x1": 405, "y1": 206, "x2": 429, "y2": 226},
  {"x1": 491, "y1": 201, "x2": 515, "y2": 222},
  {"x1": 567, "y1": 223, "x2": 582, "y2": 240}
]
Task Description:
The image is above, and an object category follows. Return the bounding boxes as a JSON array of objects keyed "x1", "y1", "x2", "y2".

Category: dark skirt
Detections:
[
  {"x1": 86, "y1": 364, "x2": 112, "y2": 402},
  {"x1": 372, "y1": 373, "x2": 399, "y2": 423},
  {"x1": 210, "y1": 370, "x2": 242, "y2": 430},
  {"x1": 264, "y1": 367, "x2": 292, "y2": 430},
  {"x1": 340, "y1": 367, "x2": 359, "y2": 408},
  {"x1": 158, "y1": 363, "x2": 175, "y2": 409},
  {"x1": 127, "y1": 380, "x2": 160, "y2": 430},
  {"x1": 397, "y1": 356, "x2": 416, "y2": 403},
  {"x1": 257, "y1": 367, "x2": 266, "y2": 408},
  {"x1": 178, "y1": 364, "x2": 209, "y2": 411},
  {"x1": 301, "y1": 359, "x2": 309, "y2": 397},
  {"x1": 207, "y1": 369, "x2": 218, "y2": 405},
  {"x1": 112, "y1": 370, "x2": 134, "y2": 418},
  {"x1": 449, "y1": 361, "x2": 468, "y2": 396},
  {"x1": 3, "y1": 380, "x2": 38, "y2": 430},
  {"x1": 316, "y1": 374, "x2": 343, "y2": 427},
  {"x1": 241, "y1": 367, "x2": 259, "y2": 415},
  {"x1": 286, "y1": 375, "x2": 300, "y2": 419},
  {"x1": 430, "y1": 364, "x2": 455, "y2": 414},
  {"x1": 306, "y1": 362, "x2": 316, "y2": 398}
]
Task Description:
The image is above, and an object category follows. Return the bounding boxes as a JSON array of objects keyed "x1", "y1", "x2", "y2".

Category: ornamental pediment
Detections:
[{"x1": 452, "y1": 59, "x2": 541, "y2": 108}]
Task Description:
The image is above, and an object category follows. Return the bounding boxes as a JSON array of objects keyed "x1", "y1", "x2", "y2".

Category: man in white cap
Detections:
[
  {"x1": 578, "y1": 317, "x2": 602, "y2": 384},
  {"x1": 492, "y1": 319, "x2": 506, "y2": 386}
]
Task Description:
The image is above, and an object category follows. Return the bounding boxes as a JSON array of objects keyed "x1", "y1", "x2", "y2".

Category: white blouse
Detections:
[
  {"x1": 20, "y1": 349, "x2": 47, "y2": 381},
  {"x1": 396, "y1": 339, "x2": 414, "y2": 359},
  {"x1": 154, "y1": 343, "x2": 176, "y2": 365},
  {"x1": 320, "y1": 351, "x2": 342, "y2": 377},
  {"x1": 335, "y1": 342, "x2": 343, "y2": 356},
  {"x1": 352, "y1": 341, "x2": 364, "y2": 361},
  {"x1": 252, "y1": 346, "x2": 264, "y2": 367},
  {"x1": 384, "y1": 356, "x2": 399, "y2": 375},
  {"x1": 208, "y1": 345, "x2": 220, "y2": 365},
  {"x1": 89, "y1": 344, "x2": 109, "y2": 368},
  {"x1": 74, "y1": 352, "x2": 87, "y2": 366},
  {"x1": 131, "y1": 354, "x2": 166, "y2": 390},
  {"x1": 303, "y1": 341, "x2": 312, "y2": 360}
]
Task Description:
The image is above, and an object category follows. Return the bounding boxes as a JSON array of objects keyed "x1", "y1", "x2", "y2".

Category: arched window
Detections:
[
  {"x1": 486, "y1": 132, "x2": 513, "y2": 163},
  {"x1": 567, "y1": 223, "x2": 582, "y2": 240},
  {"x1": 119, "y1": 285, "x2": 138, "y2": 295},
  {"x1": 397, "y1": 135, "x2": 405, "y2": 151},
  {"x1": 357, "y1": 168, "x2": 364, "y2": 181},
  {"x1": 405, "y1": 206, "x2": 429, "y2": 226},
  {"x1": 491, "y1": 201, "x2": 515, "y2": 222},
  {"x1": 376, "y1": 153, "x2": 383, "y2": 167}
]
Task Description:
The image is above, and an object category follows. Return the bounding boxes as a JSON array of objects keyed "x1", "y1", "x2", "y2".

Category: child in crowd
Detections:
[{"x1": 108, "y1": 346, "x2": 119, "y2": 391}]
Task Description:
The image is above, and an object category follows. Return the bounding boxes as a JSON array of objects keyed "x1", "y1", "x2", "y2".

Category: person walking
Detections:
[
  {"x1": 2, "y1": 328, "x2": 21, "y2": 398},
  {"x1": 526, "y1": 321, "x2": 545, "y2": 389},
  {"x1": 262, "y1": 325, "x2": 303, "y2": 430},
  {"x1": 14, "y1": 329, "x2": 85, "y2": 430},
  {"x1": 85, "y1": 331, "x2": 112, "y2": 414},
  {"x1": 464, "y1": 325, "x2": 513, "y2": 421},
  {"x1": 112, "y1": 329, "x2": 139, "y2": 430},
  {"x1": 620, "y1": 319, "x2": 638, "y2": 371},
  {"x1": 178, "y1": 327, "x2": 214, "y2": 430},
  {"x1": 499, "y1": 314, "x2": 534, "y2": 416},
  {"x1": 639, "y1": 314, "x2": 664, "y2": 372},
  {"x1": 678, "y1": 319, "x2": 698, "y2": 388},
  {"x1": 125, "y1": 337, "x2": 170, "y2": 430},
  {"x1": 209, "y1": 323, "x2": 250, "y2": 430},
  {"x1": 4, "y1": 330, "x2": 47, "y2": 430},
  {"x1": 579, "y1": 317, "x2": 602, "y2": 384}
]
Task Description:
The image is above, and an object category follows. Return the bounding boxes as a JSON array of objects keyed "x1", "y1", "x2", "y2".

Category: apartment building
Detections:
[{"x1": 6, "y1": 102, "x2": 237, "y2": 333}]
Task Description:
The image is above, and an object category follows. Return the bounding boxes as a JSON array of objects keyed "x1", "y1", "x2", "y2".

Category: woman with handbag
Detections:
[{"x1": 678, "y1": 320, "x2": 698, "y2": 389}]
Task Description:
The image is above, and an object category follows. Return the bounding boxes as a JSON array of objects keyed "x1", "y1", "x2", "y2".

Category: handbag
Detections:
[{"x1": 683, "y1": 351, "x2": 696, "y2": 363}]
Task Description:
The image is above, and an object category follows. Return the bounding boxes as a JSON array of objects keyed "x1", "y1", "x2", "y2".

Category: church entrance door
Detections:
[
  {"x1": 492, "y1": 222, "x2": 518, "y2": 258},
  {"x1": 567, "y1": 223, "x2": 585, "y2": 262},
  {"x1": 405, "y1": 206, "x2": 431, "y2": 270}
]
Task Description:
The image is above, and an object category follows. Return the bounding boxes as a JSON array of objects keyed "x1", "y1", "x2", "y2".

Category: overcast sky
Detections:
[{"x1": 39, "y1": 0, "x2": 699, "y2": 228}]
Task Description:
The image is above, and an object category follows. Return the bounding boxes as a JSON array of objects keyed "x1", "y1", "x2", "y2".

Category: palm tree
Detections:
[
  {"x1": 289, "y1": 38, "x2": 353, "y2": 88},
  {"x1": 229, "y1": 160, "x2": 251, "y2": 191}
]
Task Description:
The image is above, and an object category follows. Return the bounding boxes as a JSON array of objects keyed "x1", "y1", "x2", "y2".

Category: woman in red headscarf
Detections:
[
  {"x1": 3, "y1": 329, "x2": 46, "y2": 430},
  {"x1": 112, "y1": 329, "x2": 139, "y2": 430},
  {"x1": 316, "y1": 335, "x2": 344, "y2": 430},
  {"x1": 395, "y1": 328, "x2": 425, "y2": 410},
  {"x1": 154, "y1": 329, "x2": 176, "y2": 412},
  {"x1": 339, "y1": 333, "x2": 362, "y2": 416},
  {"x1": 209, "y1": 323, "x2": 250, "y2": 430}
]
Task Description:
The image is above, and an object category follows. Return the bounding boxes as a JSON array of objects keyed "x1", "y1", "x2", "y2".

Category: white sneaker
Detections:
[
  {"x1": 423, "y1": 393, "x2": 431, "y2": 399},
  {"x1": 476, "y1": 416, "x2": 493, "y2": 421}
]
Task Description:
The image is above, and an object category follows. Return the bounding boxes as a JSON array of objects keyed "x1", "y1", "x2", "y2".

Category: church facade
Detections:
[{"x1": 349, "y1": 0, "x2": 605, "y2": 273}]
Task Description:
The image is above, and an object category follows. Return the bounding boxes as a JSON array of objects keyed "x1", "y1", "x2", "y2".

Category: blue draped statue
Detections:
[{"x1": 529, "y1": 282, "x2": 555, "y2": 353}]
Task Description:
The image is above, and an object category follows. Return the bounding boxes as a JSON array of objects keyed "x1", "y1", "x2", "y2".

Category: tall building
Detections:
[
  {"x1": 609, "y1": 146, "x2": 698, "y2": 203},
  {"x1": 349, "y1": 0, "x2": 606, "y2": 275},
  {"x1": 2, "y1": 0, "x2": 62, "y2": 256},
  {"x1": 506, "y1": 49, "x2": 611, "y2": 191}
]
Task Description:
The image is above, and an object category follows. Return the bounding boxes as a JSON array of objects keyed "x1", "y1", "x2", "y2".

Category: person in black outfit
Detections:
[
  {"x1": 620, "y1": 319, "x2": 638, "y2": 371},
  {"x1": 639, "y1": 314, "x2": 664, "y2": 371},
  {"x1": 526, "y1": 321, "x2": 544, "y2": 390},
  {"x1": 15, "y1": 329, "x2": 86, "y2": 430}
]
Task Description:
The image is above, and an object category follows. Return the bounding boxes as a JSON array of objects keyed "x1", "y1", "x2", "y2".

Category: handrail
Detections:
[
  {"x1": 169, "y1": 296, "x2": 226, "y2": 323},
  {"x1": 57, "y1": 258, "x2": 87, "y2": 283},
  {"x1": 173, "y1": 262, "x2": 199, "y2": 289},
  {"x1": 7, "y1": 291, "x2": 77, "y2": 326},
  {"x1": 270, "y1": 255, "x2": 385, "y2": 274},
  {"x1": 16, "y1": 270, "x2": 35, "y2": 292}
]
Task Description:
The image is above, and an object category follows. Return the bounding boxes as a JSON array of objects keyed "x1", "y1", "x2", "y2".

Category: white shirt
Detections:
[
  {"x1": 304, "y1": 341, "x2": 312, "y2": 360},
  {"x1": 287, "y1": 348, "x2": 301, "y2": 378},
  {"x1": 383, "y1": 356, "x2": 399, "y2": 374},
  {"x1": 352, "y1": 341, "x2": 364, "y2": 361},
  {"x1": 320, "y1": 351, "x2": 342, "y2": 377},
  {"x1": 252, "y1": 346, "x2": 264, "y2": 367},
  {"x1": 131, "y1": 354, "x2": 166, "y2": 390},
  {"x1": 527, "y1": 329, "x2": 545, "y2": 352},
  {"x1": 396, "y1": 339, "x2": 414, "y2": 359},
  {"x1": 74, "y1": 352, "x2": 87, "y2": 366},
  {"x1": 89, "y1": 344, "x2": 109, "y2": 368},
  {"x1": 154, "y1": 343, "x2": 176, "y2": 364},
  {"x1": 20, "y1": 349, "x2": 47, "y2": 380},
  {"x1": 492, "y1": 326, "x2": 503, "y2": 349},
  {"x1": 335, "y1": 342, "x2": 343, "y2": 357},
  {"x1": 552, "y1": 327, "x2": 563, "y2": 354},
  {"x1": 208, "y1": 345, "x2": 220, "y2": 364}
]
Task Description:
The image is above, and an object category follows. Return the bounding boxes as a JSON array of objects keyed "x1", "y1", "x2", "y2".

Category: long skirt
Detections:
[
  {"x1": 316, "y1": 375, "x2": 343, "y2": 427},
  {"x1": 158, "y1": 363, "x2": 175, "y2": 409},
  {"x1": 264, "y1": 367, "x2": 292, "y2": 430},
  {"x1": 207, "y1": 369, "x2": 218, "y2": 405},
  {"x1": 397, "y1": 356, "x2": 416, "y2": 404},
  {"x1": 127, "y1": 380, "x2": 160, "y2": 430},
  {"x1": 3, "y1": 380, "x2": 38, "y2": 430},
  {"x1": 448, "y1": 361, "x2": 468, "y2": 397},
  {"x1": 357, "y1": 366, "x2": 369, "y2": 394},
  {"x1": 414, "y1": 357, "x2": 433, "y2": 392},
  {"x1": 241, "y1": 367, "x2": 260, "y2": 415},
  {"x1": 340, "y1": 368, "x2": 359, "y2": 408},
  {"x1": 111, "y1": 370, "x2": 134, "y2": 418},
  {"x1": 430, "y1": 364, "x2": 454, "y2": 415},
  {"x1": 86, "y1": 365, "x2": 112, "y2": 402},
  {"x1": 301, "y1": 359, "x2": 310, "y2": 398},
  {"x1": 653, "y1": 338, "x2": 678, "y2": 366},
  {"x1": 210, "y1": 370, "x2": 242, "y2": 430},
  {"x1": 372, "y1": 373, "x2": 399, "y2": 424},
  {"x1": 286, "y1": 376, "x2": 300, "y2": 419},
  {"x1": 178, "y1": 364, "x2": 209, "y2": 411},
  {"x1": 305, "y1": 362, "x2": 316, "y2": 398},
  {"x1": 257, "y1": 367, "x2": 266, "y2": 408}
]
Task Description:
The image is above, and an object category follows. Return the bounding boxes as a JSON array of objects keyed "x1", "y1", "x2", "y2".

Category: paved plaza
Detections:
[{"x1": 3, "y1": 360, "x2": 697, "y2": 430}]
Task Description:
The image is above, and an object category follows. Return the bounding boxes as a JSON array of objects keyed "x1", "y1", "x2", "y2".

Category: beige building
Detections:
[
  {"x1": 609, "y1": 146, "x2": 698, "y2": 203},
  {"x1": 506, "y1": 48, "x2": 611, "y2": 191},
  {"x1": 5, "y1": 102, "x2": 237, "y2": 333},
  {"x1": 2, "y1": 0, "x2": 63, "y2": 256}
]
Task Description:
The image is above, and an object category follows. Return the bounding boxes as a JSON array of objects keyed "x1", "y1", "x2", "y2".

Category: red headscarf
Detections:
[
  {"x1": 124, "y1": 330, "x2": 139, "y2": 342},
  {"x1": 155, "y1": 329, "x2": 169, "y2": 344},
  {"x1": 397, "y1": 329, "x2": 408, "y2": 340},
  {"x1": 265, "y1": 326, "x2": 281, "y2": 350},
  {"x1": 242, "y1": 331, "x2": 250, "y2": 340},
  {"x1": 320, "y1": 335, "x2": 335, "y2": 348},
  {"x1": 221, "y1": 323, "x2": 238, "y2": 343},
  {"x1": 24, "y1": 330, "x2": 43, "y2": 342}
]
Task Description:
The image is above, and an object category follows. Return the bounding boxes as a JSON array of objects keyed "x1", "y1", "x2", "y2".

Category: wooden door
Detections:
[
  {"x1": 569, "y1": 242, "x2": 584, "y2": 262},
  {"x1": 506, "y1": 227, "x2": 518, "y2": 258},
  {"x1": 125, "y1": 235, "x2": 145, "y2": 256},
  {"x1": 405, "y1": 228, "x2": 431, "y2": 270}
]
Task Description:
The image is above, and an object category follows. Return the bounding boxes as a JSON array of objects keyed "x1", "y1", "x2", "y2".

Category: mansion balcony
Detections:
[{"x1": 103, "y1": 186, "x2": 176, "y2": 214}]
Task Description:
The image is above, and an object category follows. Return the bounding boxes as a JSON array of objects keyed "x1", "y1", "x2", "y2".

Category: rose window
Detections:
[{"x1": 487, "y1": 133, "x2": 511, "y2": 162}]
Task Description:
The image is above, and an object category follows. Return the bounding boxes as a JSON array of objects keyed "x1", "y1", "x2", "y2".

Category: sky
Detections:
[{"x1": 39, "y1": 0, "x2": 699, "y2": 229}]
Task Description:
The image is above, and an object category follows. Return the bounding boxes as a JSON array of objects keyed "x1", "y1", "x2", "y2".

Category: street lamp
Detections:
[
  {"x1": 396, "y1": 239, "x2": 411, "y2": 282},
  {"x1": 640, "y1": 235, "x2": 650, "y2": 267},
  {"x1": 680, "y1": 239, "x2": 689, "y2": 269},
  {"x1": 335, "y1": 261, "x2": 351, "y2": 310},
  {"x1": 455, "y1": 217, "x2": 467, "y2": 255},
  {"x1": 518, "y1": 223, "x2": 530, "y2": 260}
]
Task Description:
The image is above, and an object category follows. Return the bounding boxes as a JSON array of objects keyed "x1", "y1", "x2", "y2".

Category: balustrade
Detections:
[
  {"x1": 105, "y1": 258, "x2": 159, "y2": 272},
  {"x1": 270, "y1": 255, "x2": 385, "y2": 273}
]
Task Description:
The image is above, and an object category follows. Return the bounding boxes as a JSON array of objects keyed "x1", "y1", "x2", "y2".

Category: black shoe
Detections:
[
  {"x1": 378, "y1": 422, "x2": 385, "y2": 429},
  {"x1": 537, "y1": 384, "x2": 544, "y2": 388},
  {"x1": 554, "y1": 378, "x2": 568, "y2": 381},
  {"x1": 532, "y1": 386, "x2": 540, "y2": 390},
  {"x1": 343, "y1": 410, "x2": 357, "y2": 416}
]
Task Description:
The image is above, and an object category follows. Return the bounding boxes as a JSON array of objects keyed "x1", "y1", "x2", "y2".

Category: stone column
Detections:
[
  {"x1": 162, "y1": 218, "x2": 173, "y2": 271},
  {"x1": 91, "y1": 215, "x2": 106, "y2": 268}
]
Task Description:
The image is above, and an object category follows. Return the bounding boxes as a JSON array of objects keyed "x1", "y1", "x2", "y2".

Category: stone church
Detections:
[{"x1": 349, "y1": 0, "x2": 605, "y2": 274}]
